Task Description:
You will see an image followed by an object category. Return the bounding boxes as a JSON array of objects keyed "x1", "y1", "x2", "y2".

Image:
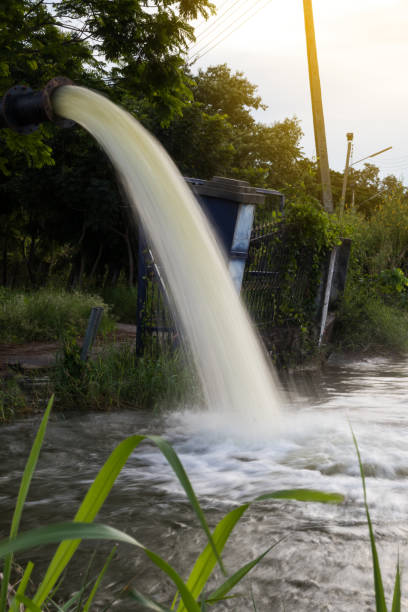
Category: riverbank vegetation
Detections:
[
  {"x1": 53, "y1": 340, "x2": 198, "y2": 412},
  {"x1": 0, "y1": 289, "x2": 114, "y2": 343},
  {"x1": 333, "y1": 188, "x2": 408, "y2": 354}
]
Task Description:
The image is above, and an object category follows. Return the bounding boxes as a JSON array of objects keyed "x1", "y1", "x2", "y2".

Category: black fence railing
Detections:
[
  {"x1": 242, "y1": 222, "x2": 320, "y2": 331},
  {"x1": 136, "y1": 220, "x2": 329, "y2": 356}
]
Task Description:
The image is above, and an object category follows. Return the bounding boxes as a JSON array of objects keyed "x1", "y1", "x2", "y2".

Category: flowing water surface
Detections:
[{"x1": 2, "y1": 355, "x2": 408, "y2": 610}]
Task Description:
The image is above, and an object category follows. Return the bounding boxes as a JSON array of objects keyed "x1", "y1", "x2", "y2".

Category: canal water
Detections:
[{"x1": 1, "y1": 355, "x2": 408, "y2": 610}]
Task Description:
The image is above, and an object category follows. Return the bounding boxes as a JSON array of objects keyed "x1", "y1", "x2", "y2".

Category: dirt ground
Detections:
[{"x1": 0, "y1": 323, "x2": 137, "y2": 375}]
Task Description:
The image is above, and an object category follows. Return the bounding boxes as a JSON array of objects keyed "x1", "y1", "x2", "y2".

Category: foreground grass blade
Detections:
[
  {"x1": 391, "y1": 557, "x2": 401, "y2": 612},
  {"x1": 148, "y1": 435, "x2": 225, "y2": 576},
  {"x1": 128, "y1": 588, "x2": 173, "y2": 611},
  {"x1": 0, "y1": 395, "x2": 54, "y2": 612},
  {"x1": 0, "y1": 523, "x2": 138, "y2": 558},
  {"x1": 207, "y1": 541, "x2": 282, "y2": 603},
  {"x1": 13, "y1": 593, "x2": 42, "y2": 612},
  {"x1": 32, "y1": 433, "x2": 216, "y2": 607},
  {"x1": 32, "y1": 434, "x2": 144, "y2": 605},
  {"x1": 175, "y1": 487, "x2": 343, "y2": 611},
  {"x1": 175, "y1": 504, "x2": 250, "y2": 612},
  {"x1": 255, "y1": 489, "x2": 344, "y2": 504},
  {"x1": 351, "y1": 429, "x2": 387, "y2": 612},
  {"x1": 82, "y1": 546, "x2": 117, "y2": 612},
  {"x1": 0, "y1": 522, "x2": 200, "y2": 612},
  {"x1": 10, "y1": 560, "x2": 34, "y2": 612}
]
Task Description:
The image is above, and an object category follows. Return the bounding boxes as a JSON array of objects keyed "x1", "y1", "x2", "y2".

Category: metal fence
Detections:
[
  {"x1": 136, "y1": 219, "x2": 329, "y2": 357},
  {"x1": 135, "y1": 234, "x2": 179, "y2": 355},
  {"x1": 241, "y1": 221, "x2": 320, "y2": 332}
]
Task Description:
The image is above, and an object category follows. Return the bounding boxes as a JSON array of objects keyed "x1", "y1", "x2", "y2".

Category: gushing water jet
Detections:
[{"x1": 1, "y1": 79, "x2": 283, "y2": 430}]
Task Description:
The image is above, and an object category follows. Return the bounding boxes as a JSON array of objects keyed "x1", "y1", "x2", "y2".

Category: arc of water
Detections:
[{"x1": 54, "y1": 86, "x2": 281, "y2": 424}]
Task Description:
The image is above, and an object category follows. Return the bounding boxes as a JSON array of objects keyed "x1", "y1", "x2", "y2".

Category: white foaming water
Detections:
[
  {"x1": 130, "y1": 357, "x2": 408, "y2": 523},
  {"x1": 54, "y1": 86, "x2": 281, "y2": 428}
]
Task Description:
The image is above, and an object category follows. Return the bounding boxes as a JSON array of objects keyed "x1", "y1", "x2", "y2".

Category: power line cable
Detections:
[
  {"x1": 192, "y1": 0, "x2": 248, "y2": 40},
  {"x1": 190, "y1": 0, "x2": 271, "y2": 63},
  {"x1": 190, "y1": 0, "x2": 267, "y2": 57},
  {"x1": 193, "y1": 0, "x2": 234, "y2": 33}
]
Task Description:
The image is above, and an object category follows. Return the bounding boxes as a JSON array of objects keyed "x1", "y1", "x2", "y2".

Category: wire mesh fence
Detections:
[
  {"x1": 242, "y1": 221, "x2": 320, "y2": 329},
  {"x1": 136, "y1": 220, "x2": 328, "y2": 358}
]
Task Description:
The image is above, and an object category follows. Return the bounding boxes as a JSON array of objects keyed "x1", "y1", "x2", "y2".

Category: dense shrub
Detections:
[
  {"x1": 0, "y1": 289, "x2": 115, "y2": 342},
  {"x1": 52, "y1": 341, "x2": 200, "y2": 411}
]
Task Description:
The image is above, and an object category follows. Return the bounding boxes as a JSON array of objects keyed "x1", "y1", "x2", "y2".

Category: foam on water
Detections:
[{"x1": 54, "y1": 85, "x2": 281, "y2": 426}]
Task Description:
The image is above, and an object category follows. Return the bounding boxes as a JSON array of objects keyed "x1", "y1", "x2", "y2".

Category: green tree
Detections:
[
  {"x1": 155, "y1": 64, "x2": 305, "y2": 191},
  {"x1": 0, "y1": 0, "x2": 214, "y2": 173},
  {"x1": 0, "y1": 0, "x2": 215, "y2": 287}
]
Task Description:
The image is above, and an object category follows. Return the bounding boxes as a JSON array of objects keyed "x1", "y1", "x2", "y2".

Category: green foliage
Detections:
[
  {"x1": 0, "y1": 0, "x2": 215, "y2": 290},
  {"x1": 333, "y1": 282, "x2": 408, "y2": 353},
  {"x1": 276, "y1": 199, "x2": 341, "y2": 334},
  {"x1": 0, "y1": 288, "x2": 114, "y2": 342},
  {"x1": 332, "y1": 197, "x2": 408, "y2": 353},
  {"x1": 102, "y1": 287, "x2": 139, "y2": 323},
  {"x1": 377, "y1": 268, "x2": 408, "y2": 298},
  {"x1": 154, "y1": 64, "x2": 305, "y2": 190},
  {"x1": 284, "y1": 198, "x2": 342, "y2": 256},
  {"x1": 52, "y1": 343, "x2": 199, "y2": 411},
  {"x1": 0, "y1": 396, "x2": 54, "y2": 612},
  {"x1": 0, "y1": 400, "x2": 343, "y2": 610},
  {"x1": 0, "y1": 378, "x2": 26, "y2": 424}
]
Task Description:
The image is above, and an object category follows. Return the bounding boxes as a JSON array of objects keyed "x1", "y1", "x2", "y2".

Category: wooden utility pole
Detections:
[{"x1": 303, "y1": 0, "x2": 333, "y2": 213}]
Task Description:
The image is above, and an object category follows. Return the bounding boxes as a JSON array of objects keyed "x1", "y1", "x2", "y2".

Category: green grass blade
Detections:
[
  {"x1": 391, "y1": 557, "x2": 401, "y2": 612},
  {"x1": 176, "y1": 504, "x2": 250, "y2": 612},
  {"x1": 208, "y1": 540, "x2": 282, "y2": 602},
  {"x1": 0, "y1": 522, "x2": 140, "y2": 558},
  {"x1": 128, "y1": 588, "x2": 173, "y2": 611},
  {"x1": 255, "y1": 489, "x2": 344, "y2": 504},
  {"x1": 144, "y1": 549, "x2": 201, "y2": 612},
  {"x1": 147, "y1": 435, "x2": 225, "y2": 576},
  {"x1": 250, "y1": 585, "x2": 258, "y2": 612},
  {"x1": 10, "y1": 560, "x2": 34, "y2": 612},
  {"x1": 57, "y1": 580, "x2": 93, "y2": 611},
  {"x1": 34, "y1": 434, "x2": 217, "y2": 607},
  {"x1": 82, "y1": 546, "x2": 117, "y2": 612},
  {"x1": 13, "y1": 593, "x2": 42, "y2": 612},
  {"x1": 33, "y1": 434, "x2": 145, "y2": 606},
  {"x1": 74, "y1": 549, "x2": 97, "y2": 612},
  {"x1": 351, "y1": 428, "x2": 387, "y2": 612},
  {"x1": 0, "y1": 522, "x2": 200, "y2": 612},
  {"x1": 0, "y1": 396, "x2": 54, "y2": 612}
]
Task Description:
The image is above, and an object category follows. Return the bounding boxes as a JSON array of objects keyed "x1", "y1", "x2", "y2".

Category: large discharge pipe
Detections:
[{"x1": 0, "y1": 76, "x2": 74, "y2": 133}]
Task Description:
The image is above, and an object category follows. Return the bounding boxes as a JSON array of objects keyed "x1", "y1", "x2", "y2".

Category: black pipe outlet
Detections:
[{"x1": 0, "y1": 76, "x2": 74, "y2": 134}]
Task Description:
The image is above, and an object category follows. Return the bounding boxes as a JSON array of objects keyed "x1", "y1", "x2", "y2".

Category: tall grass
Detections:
[
  {"x1": 334, "y1": 283, "x2": 408, "y2": 353},
  {"x1": 0, "y1": 288, "x2": 115, "y2": 343},
  {"x1": 333, "y1": 204, "x2": 408, "y2": 354},
  {"x1": 0, "y1": 401, "x2": 343, "y2": 610},
  {"x1": 52, "y1": 342, "x2": 199, "y2": 411},
  {"x1": 102, "y1": 286, "x2": 139, "y2": 323}
]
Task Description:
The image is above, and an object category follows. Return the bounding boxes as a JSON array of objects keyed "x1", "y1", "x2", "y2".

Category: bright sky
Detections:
[{"x1": 190, "y1": 0, "x2": 408, "y2": 183}]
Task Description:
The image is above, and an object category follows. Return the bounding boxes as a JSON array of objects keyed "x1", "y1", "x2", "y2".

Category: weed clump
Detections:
[{"x1": 0, "y1": 288, "x2": 115, "y2": 343}]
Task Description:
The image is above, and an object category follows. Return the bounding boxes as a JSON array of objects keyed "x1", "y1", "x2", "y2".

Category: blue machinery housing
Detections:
[{"x1": 135, "y1": 176, "x2": 285, "y2": 353}]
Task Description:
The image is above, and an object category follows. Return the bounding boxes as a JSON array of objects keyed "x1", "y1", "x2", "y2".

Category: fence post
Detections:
[
  {"x1": 317, "y1": 238, "x2": 352, "y2": 345},
  {"x1": 318, "y1": 247, "x2": 338, "y2": 345},
  {"x1": 136, "y1": 227, "x2": 148, "y2": 356},
  {"x1": 80, "y1": 306, "x2": 104, "y2": 361}
]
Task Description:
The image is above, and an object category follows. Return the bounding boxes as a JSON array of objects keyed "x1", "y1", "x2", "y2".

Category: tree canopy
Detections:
[{"x1": 0, "y1": 3, "x2": 404, "y2": 290}]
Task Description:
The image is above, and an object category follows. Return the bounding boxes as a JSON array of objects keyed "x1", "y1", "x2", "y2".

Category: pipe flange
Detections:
[
  {"x1": 2, "y1": 85, "x2": 37, "y2": 134},
  {"x1": 43, "y1": 76, "x2": 75, "y2": 128}
]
